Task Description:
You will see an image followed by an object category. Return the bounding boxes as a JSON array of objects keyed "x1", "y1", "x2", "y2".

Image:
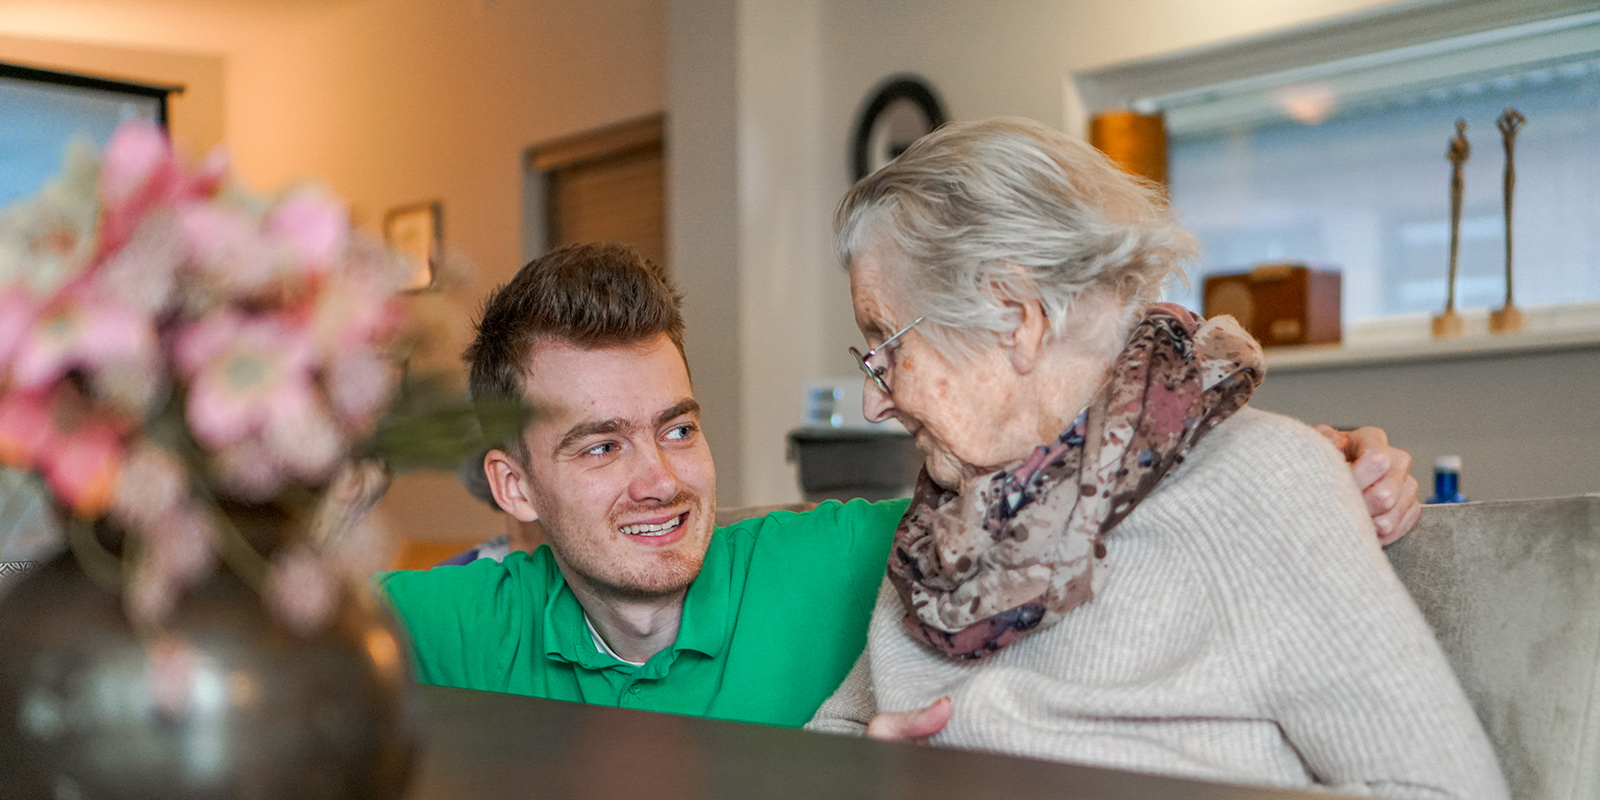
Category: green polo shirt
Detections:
[{"x1": 377, "y1": 497, "x2": 909, "y2": 727}]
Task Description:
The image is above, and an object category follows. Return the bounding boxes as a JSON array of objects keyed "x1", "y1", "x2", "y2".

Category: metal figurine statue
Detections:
[
  {"x1": 1433, "y1": 118, "x2": 1470, "y2": 338},
  {"x1": 1491, "y1": 108, "x2": 1528, "y2": 334}
]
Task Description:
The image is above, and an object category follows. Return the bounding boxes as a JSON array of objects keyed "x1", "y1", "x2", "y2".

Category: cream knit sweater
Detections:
[{"x1": 808, "y1": 407, "x2": 1508, "y2": 800}]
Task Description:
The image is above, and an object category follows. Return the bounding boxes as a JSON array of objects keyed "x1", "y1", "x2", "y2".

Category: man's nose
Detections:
[
  {"x1": 628, "y1": 444, "x2": 680, "y2": 503},
  {"x1": 862, "y1": 376, "x2": 896, "y2": 423}
]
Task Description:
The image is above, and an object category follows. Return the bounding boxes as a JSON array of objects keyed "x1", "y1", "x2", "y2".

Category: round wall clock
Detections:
[{"x1": 851, "y1": 76, "x2": 948, "y2": 180}]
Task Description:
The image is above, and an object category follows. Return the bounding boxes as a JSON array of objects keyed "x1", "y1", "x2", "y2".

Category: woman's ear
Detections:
[
  {"x1": 484, "y1": 448, "x2": 540, "y2": 523},
  {"x1": 988, "y1": 270, "x2": 1049, "y2": 374}
]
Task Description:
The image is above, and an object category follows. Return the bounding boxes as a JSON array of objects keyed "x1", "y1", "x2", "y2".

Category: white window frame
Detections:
[{"x1": 1063, "y1": 0, "x2": 1600, "y2": 368}]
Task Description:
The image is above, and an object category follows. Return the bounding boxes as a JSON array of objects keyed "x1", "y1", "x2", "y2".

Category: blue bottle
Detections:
[{"x1": 1427, "y1": 455, "x2": 1468, "y2": 504}]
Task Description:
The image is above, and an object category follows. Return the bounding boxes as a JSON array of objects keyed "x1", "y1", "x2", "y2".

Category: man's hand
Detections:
[
  {"x1": 865, "y1": 697, "x2": 952, "y2": 743},
  {"x1": 1314, "y1": 425, "x2": 1421, "y2": 546}
]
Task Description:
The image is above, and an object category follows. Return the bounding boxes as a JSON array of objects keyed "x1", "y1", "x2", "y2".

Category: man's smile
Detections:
[{"x1": 619, "y1": 511, "x2": 688, "y2": 538}]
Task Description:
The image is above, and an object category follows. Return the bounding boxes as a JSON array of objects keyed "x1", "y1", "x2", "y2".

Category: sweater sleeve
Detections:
[
  {"x1": 1183, "y1": 411, "x2": 1508, "y2": 800},
  {"x1": 805, "y1": 646, "x2": 877, "y2": 736}
]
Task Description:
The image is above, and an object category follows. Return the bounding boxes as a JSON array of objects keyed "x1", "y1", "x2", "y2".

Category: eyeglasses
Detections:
[{"x1": 849, "y1": 315, "x2": 925, "y2": 396}]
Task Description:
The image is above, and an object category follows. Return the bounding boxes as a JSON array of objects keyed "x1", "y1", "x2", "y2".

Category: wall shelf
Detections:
[{"x1": 1265, "y1": 303, "x2": 1600, "y2": 373}]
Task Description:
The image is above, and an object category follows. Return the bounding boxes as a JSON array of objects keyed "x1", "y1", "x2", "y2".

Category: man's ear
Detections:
[{"x1": 484, "y1": 448, "x2": 540, "y2": 523}]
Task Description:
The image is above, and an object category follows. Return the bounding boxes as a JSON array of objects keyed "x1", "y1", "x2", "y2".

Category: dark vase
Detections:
[{"x1": 0, "y1": 513, "x2": 417, "y2": 800}]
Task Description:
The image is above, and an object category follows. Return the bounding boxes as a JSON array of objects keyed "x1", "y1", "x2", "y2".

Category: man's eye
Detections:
[
  {"x1": 584, "y1": 442, "x2": 618, "y2": 457},
  {"x1": 665, "y1": 423, "x2": 696, "y2": 441}
]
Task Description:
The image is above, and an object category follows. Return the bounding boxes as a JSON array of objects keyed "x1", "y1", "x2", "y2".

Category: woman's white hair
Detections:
[{"x1": 836, "y1": 116, "x2": 1196, "y2": 360}]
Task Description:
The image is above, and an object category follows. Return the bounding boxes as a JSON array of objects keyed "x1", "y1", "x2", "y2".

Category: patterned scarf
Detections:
[{"x1": 887, "y1": 304, "x2": 1264, "y2": 661}]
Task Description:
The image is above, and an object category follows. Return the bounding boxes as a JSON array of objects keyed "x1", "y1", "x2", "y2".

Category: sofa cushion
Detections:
[{"x1": 1386, "y1": 495, "x2": 1600, "y2": 800}]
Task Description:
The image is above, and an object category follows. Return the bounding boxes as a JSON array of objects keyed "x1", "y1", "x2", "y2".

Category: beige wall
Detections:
[
  {"x1": 1255, "y1": 348, "x2": 1600, "y2": 503},
  {"x1": 666, "y1": 0, "x2": 744, "y2": 508}
]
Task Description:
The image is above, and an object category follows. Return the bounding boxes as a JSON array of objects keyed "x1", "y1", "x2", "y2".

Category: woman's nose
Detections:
[
  {"x1": 629, "y1": 445, "x2": 680, "y2": 503},
  {"x1": 862, "y1": 376, "x2": 897, "y2": 423}
]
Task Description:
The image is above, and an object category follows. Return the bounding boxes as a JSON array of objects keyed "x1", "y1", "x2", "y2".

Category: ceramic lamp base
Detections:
[
  {"x1": 1489, "y1": 305, "x2": 1526, "y2": 334},
  {"x1": 1431, "y1": 309, "x2": 1465, "y2": 338}
]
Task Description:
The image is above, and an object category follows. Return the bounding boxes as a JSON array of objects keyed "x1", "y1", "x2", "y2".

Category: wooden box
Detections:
[{"x1": 1202, "y1": 263, "x2": 1341, "y2": 347}]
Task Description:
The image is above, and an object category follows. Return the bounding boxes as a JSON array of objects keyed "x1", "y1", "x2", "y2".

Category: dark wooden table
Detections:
[{"x1": 406, "y1": 686, "x2": 1338, "y2": 800}]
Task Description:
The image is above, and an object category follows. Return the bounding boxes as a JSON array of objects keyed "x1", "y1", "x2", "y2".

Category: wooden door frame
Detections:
[{"x1": 525, "y1": 113, "x2": 665, "y2": 256}]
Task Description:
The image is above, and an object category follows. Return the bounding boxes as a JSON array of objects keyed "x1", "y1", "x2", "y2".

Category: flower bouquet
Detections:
[{"x1": 0, "y1": 121, "x2": 512, "y2": 799}]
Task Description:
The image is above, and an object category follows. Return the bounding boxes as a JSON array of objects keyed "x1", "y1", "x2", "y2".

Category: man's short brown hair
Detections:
[{"x1": 465, "y1": 243, "x2": 685, "y2": 460}]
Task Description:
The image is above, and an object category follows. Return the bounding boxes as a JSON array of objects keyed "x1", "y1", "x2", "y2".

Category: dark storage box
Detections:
[{"x1": 786, "y1": 428, "x2": 921, "y2": 503}]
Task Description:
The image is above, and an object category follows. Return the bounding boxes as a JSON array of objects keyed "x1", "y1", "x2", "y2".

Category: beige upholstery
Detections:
[{"x1": 1386, "y1": 495, "x2": 1600, "y2": 800}]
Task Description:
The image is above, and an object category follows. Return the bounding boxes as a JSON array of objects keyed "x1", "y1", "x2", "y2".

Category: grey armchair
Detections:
[{"x1": 1387, "y1": 495, "x2": 1600, "y2": 800}]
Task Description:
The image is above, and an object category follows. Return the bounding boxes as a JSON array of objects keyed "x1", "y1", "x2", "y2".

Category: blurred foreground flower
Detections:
[{"x1": 0, "y1": 121, "x2": 522, "y2": 633}]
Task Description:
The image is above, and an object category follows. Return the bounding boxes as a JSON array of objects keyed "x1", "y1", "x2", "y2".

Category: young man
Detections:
[
  {"x1": 377, "y1": 243, "x2": 1419, "y2": 729},
  {"x1": 379, "y1": 243, "x2": 906, "y2": 726}
]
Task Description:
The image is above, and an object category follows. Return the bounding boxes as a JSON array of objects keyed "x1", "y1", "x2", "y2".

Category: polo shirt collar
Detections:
[
  {"x1": 539, "y1": 532, "x2": 734, "y2": 668},
  {"x1": 671, "y1": 534, "x2": 734, "y2": 659},
  {"x1": 541, "y1": 569, "x2": 619, "y2": 670}
]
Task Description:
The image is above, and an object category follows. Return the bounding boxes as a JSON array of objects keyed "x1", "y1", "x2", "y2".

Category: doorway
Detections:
[{"x1": 523, "y1": 114, "x2": 665, "y2": 270}]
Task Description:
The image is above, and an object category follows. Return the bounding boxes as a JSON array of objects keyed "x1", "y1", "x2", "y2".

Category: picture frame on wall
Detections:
[{"x1": 384, "y1": 201, "x2": 441, "y2": 292}]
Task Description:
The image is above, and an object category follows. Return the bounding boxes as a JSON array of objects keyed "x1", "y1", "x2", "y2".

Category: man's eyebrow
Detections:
[
  {"x1": 655, "y1": 399, "x2": 700, "y2": 427},
  {"x1": 552, "y1": 400, "x2": 699, "y2": 454},
  {"x1": 555, "y1": 418, "x2": 624, "y2": 453}
]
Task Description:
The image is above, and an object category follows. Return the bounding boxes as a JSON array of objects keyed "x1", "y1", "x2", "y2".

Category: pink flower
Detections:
[
  {"x1": 266, "y1": 544, "x2": 339, "y2": 636},
  {"x1": 45, "y1": 414, "x2": 124, "y2": 517},
  {"x1": 343, "y1": 230, "x2": 418, "y2": 294},
  {"x1": 110, "y1": 441, "x2": 189, "y2": 531},
  {"x1": 263, "y1": 189, "x2": 349, "y2": 274},
  {"x1": 203, "y1": 399, "x2": 347, "y2": 499},
  {"x1": 0, "y1": 287, "x2": 41, "y2": 374},
  {"x1": 8, "y1": 283, "x2": 158, "y2": 390},
  {"x1": 97, "y1": 123, "x2": 186, "y2": 257},
  {"x1": 310, "y1": 270, "x2": 403, "y2": 354},
  {"x1": 95, "y1": 210, "x2": 186, "y2": 316},
  {"x1": 176, "y1": 204, "x2": 279, "y2": 294},
  {"x1": 145, "y1": 502, "x2": 214, "y2": 586},
  {"x1": 112, "y1": 444, "x2": 215, "y2": 625},
  {"x1": 189, "y1": 147, "x2": 230, "y2": 197},
  {"x1": 0, "y1": 389, "x2": 55, "y2": 470},
  {"x1": 208, "y1": 437, "x2": 286, "y2": 503},
  {"x1": 0, "y1": 386, "x2": 126, "y2": 517},
  {"x1": 263, "y1": 399, "x2": 345, "y2": 484},
  {"x1": 324, "y1": 349, "x2": 396, "y2": 431},
  {"x1": 125, "y1": 499, "x2": 216, "y2": 625},
  {"x1": 176, "y1": 312, "x2": 318, "y2": 447},
  {"x1": 126, "y1": 568, "x2": 178, "y2": 628},
  {"x1": 99, "y1": 122, "x2": 173, "y2": 208},
  {"x1": 95, "y1": 121, "x2": 230, "y2": 264}
]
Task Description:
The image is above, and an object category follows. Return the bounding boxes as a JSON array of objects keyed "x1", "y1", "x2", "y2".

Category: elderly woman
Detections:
[{"x1": 807, "y1": 118, "x2": 1506, "y2": 800}]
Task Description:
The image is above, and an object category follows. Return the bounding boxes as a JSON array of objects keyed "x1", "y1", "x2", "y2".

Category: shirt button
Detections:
[{"x1": 628, "y1": 685, "x2": 641, "y2": 694}]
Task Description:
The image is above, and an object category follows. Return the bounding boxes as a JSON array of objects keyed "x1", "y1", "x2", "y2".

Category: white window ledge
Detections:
[{"x1": 1264, "y1": 301, "x2": 1600, "y2": 373}]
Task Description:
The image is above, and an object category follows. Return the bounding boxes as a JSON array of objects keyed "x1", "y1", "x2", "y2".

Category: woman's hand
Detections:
[
  {"x1": 1314, "y1": 425, "x2": 1421, "y2": 546},
  {"x1": 865, "y1": 696, "x2": 953, "y2": 742}
]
